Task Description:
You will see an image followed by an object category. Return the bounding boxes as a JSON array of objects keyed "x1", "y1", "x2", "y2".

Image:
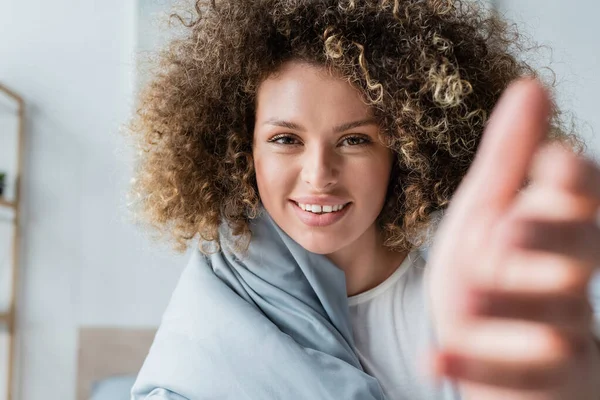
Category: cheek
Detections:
[
  {"x1": 346, "y1": 155, "x2": 392, "y2": 198},
  {"x1": 253, "y1": 153, "x2": 294, "y2": 204}
]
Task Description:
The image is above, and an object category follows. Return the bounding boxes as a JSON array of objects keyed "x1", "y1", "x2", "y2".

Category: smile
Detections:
[
  {"x1": 290, "y1": 200, "x2": 351, "y2": 227},
  {"x1": 296, "y1": 202, "x2": 349, "y2": 214}
]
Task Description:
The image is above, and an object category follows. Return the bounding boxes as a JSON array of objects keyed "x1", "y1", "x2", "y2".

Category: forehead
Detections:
[{"x1": 255, "y1": 61, "x2": 373, "y2": 123}]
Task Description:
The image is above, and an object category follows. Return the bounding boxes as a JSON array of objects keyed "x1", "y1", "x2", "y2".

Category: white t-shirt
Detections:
[
  {"x1": 348, "y1": 250, "x2": 459, "y2": 400},
  {"x1": 348, "y1": 248, "x2": 458, "y2": 400},
  {"x1": 348, "y1": 248, "x2": 600, "y2": 400}
]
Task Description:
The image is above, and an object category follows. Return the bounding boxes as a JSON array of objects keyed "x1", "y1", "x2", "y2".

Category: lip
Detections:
[
  {"x1": 291, "y1": 195, "x2": 351, "y2": 206},
  {"x1": 289, "y1": 199, "x2": 351, "y2": 227}
]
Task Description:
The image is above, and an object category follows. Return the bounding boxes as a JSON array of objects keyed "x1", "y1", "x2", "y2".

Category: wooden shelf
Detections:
[
  {"x1": 1, "y1": 81, "x2": 24, "y2": 400},
  {"x1": 0, "y1": 312, "x2": 10, "y2": 325},
  {"x1": 0, "y1": 197, "x2": 16, "y2": 209}
]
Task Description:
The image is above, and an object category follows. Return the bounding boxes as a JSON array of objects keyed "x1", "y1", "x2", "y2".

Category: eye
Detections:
[
  {"x1": 340, "y1": 135, "x2": 371, "y2": 147},
  {"x1": 268, "y1": 134, "x2": 301, "y2": 146}
]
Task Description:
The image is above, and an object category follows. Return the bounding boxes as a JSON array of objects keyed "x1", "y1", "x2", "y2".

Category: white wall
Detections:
[
  {"x1": 497, "y1": 0, "x2": 600, "y2": 157},
  {"x1": 0, "y1": 0, "x2": 598, "y2": 399},
  {"x1": 0, "y1": 1, "x2": 188, "y2": 399}
]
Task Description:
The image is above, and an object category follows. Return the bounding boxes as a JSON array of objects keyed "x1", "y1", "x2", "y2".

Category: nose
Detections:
[{"x1": 300, "y1": 144, "x2": 339, "y2": 191}]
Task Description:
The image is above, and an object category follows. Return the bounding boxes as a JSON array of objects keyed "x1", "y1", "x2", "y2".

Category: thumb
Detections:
[{"x1": 450, "y1": 78, "x2": 552, "y2": 220}]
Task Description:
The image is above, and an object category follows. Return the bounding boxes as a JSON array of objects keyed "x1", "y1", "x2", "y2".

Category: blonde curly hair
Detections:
[{"x1": 126, "y1": 0, "x2": 585, "y2": 254}]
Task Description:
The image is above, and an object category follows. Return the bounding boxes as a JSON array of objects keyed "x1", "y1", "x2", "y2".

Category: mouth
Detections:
[
  {"x1": 289, "y1": 200, "x2": 352, "y2": 227},
  {"x1": 294, "y1": 201, "x2": 351, "y2": 214}
]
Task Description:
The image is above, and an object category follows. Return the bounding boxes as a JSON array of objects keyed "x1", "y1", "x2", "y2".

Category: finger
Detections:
[
  {"x1": 451, "y1": 78, "x2": 551, "y2": 218},
  {"x1": 510, "y1": 183, "x2": 599, "y2": 221},
  {"x1": 432, "y1": 350, "x2": 571, "y2": 391},
  {"x1": 530, "y1": 141, "x2": 600, "y2": 201},
  {"x1": 476, "y1": 147, "x2": 600, "y2": 288},
  {"x1": 507, "y1": 218, "x2": 600, "y2": 266},
  {"x1": 434, "y1": 320, "x2": 581, "y2": 390},
  {"x1": 485, "y1": 186, "x2": 600, "y2": 292},
  {"x1": 493, "y1": 249, "x2": 595, "y2": 294},
  {"x1": 466, "y1": 288, "x2": 594, "y2": 335},
  {"x1": 442, "y1": 319, "x2": 584, "y2": 362}
]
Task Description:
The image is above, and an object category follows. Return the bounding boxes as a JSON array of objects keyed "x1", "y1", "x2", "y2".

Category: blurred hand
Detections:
[{"x1": 425, "y1": 78, "x2": 600, "y2": 400}]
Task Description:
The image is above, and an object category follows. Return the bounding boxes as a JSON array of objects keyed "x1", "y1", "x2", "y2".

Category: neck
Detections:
[{"x1": 325, "y1": 225, "x2": 409, "y2": 297}]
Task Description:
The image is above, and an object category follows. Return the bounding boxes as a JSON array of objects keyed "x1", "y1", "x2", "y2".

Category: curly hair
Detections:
[{"x1": 126, "y1": 0, "x2": 585, "y2": 254}]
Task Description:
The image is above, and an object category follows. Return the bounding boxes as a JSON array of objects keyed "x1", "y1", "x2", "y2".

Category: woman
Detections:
[{"x1": 128, "y1": 1, "x2": 600, "y2": 399}]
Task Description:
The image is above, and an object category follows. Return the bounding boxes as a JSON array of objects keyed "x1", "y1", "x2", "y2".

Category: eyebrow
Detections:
[{"x1": 262, "y1": 118, "x2": 378, "y2": 133}]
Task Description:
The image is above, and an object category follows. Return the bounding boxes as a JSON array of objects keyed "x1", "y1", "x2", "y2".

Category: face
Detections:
[{"x1": 252, "y1": 61, "x2": 394, "y2": 255}]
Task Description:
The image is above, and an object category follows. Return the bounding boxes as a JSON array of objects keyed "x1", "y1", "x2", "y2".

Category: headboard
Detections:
[{"x1": 76, "y1": 327, "x2": 157, "y2": 400}]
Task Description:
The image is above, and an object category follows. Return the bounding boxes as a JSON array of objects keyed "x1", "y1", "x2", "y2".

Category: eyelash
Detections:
[
  {"x1": 268, "y1": 134, "x2": 372, "y2": 147},
  {"x1": 269, "y1": 134, "x2": 300, "y2": 146}
]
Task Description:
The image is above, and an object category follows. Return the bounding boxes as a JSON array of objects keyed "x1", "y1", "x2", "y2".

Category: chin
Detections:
[{"x1": 291, "y1": 233, "x2": 346, "y2": 255}]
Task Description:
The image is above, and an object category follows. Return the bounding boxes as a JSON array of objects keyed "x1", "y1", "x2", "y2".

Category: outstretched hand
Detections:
[{"x1": 424, "y1": 78, "x2": 600, "y2": 399}]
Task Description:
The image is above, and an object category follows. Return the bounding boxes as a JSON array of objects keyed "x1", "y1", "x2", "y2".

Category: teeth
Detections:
[{"x1": 297, "y1": 203, "x2": 347, "y2": 214}]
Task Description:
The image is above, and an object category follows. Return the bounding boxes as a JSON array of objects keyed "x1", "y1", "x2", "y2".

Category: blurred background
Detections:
[{"x1": 0, "y1": 0, "x2": 598, "y2": 399}]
